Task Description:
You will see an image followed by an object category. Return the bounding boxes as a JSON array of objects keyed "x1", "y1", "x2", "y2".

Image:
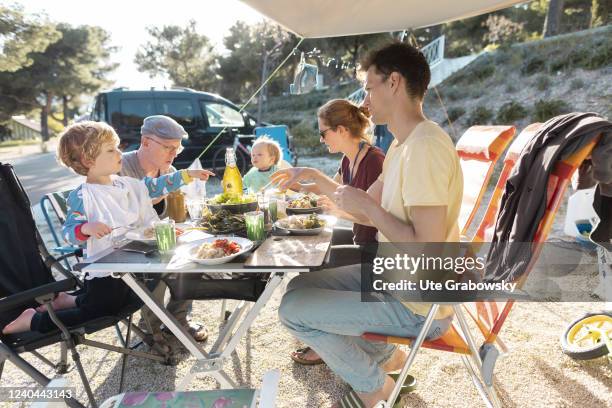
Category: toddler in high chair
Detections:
[
  {"x1": 242, "y1": 136, "x2": 291, "y2": 193},
  {"x1": 2, "y1": 121, "x2": 213, "y2": 334}
]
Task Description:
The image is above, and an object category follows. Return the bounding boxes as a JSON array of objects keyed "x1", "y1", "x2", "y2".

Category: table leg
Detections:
[
  {"x1": 119, "y1": 273, "x2": 236, "y2": 389},
  {"x1": 216, "y1": 273, "x2": 284, "y2": 360}
]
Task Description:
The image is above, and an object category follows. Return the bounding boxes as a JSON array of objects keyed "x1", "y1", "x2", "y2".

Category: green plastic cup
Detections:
[
  {"x1": 245, "y1": 211, "x2": 266, "y2": 242},
  {"x1": 154, "y1": 219, "x2": 176, "y2": 254}
]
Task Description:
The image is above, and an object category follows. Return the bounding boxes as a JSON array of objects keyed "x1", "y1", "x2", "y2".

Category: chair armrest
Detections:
[{"x1": 0, "y1": 278, "x2": 77, "y2": 313}]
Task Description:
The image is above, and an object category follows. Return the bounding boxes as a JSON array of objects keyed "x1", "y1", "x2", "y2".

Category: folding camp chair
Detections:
[
  {"x1": 472, "y1": 123, "x2": 543, "y2": 243},
  {"x1": 40, "y1": 190, "x2": 83, "y2": 270},
  {"x1": 362, "y1": 132, "x2": 602, "y2": 408},
  {"x1": 456, "y1": 125, "x2": 516, "y2": 237},
  {"x1": 99, "y1": 369, "x2": 280, "y2": 408},
  {"x1": 0, "y1": 162, "x2": 168, "y2": 408}
]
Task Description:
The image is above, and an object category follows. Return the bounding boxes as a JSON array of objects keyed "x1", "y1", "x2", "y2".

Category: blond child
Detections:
[
  {"x1": 242, "y1": 136, "x2": 290, "y2": 192},
  {"x1": 2, "y1": 121, "x2": 213, "y2": 334}
]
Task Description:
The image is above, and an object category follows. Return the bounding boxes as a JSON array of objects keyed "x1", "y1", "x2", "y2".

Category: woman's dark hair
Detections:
[
  {"x1": 362, "y1": 42, "x2": 431, "y2": 100},
  {"x1": 318, "y1": 99, "x2": 372, "y2": 144}
]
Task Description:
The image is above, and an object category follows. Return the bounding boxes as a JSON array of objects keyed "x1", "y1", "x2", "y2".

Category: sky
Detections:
[{"x1": 18, "y1": 0, "x2": 266, "y2": 89}]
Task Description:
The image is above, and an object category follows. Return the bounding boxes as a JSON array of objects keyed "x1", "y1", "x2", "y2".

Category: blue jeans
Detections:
[{"x1": 279, "y1": 265, "x2": 452, "y2": 393}]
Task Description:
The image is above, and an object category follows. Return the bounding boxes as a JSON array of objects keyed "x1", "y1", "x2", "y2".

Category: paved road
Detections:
[{"x1": 8, "y1": 152, "x2": 83, "y2": 205}]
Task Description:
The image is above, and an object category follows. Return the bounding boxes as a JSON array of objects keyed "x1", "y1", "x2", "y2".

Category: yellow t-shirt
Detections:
[{"x1": 377, "y1": 120, "x2": 463, "y2": 318}]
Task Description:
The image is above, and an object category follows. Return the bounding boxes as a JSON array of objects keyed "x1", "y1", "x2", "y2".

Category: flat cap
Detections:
[{"x1": 141, "y1": 115, "x2": 187, "y2": 140}]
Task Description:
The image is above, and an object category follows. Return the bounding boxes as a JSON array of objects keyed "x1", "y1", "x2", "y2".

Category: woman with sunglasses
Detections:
[{"x1": 271, "y1": 98, "x2": 385, "y2": 365}]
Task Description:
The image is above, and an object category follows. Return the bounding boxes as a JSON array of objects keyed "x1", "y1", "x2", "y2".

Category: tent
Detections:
[{"x1": 240, "y1": 0, "x2": 526, "y2": 38}]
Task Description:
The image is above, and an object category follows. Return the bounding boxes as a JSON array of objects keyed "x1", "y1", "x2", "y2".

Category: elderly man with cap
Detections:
[{"x1": 120, "y1": 115, "x2": 209, "y2": 344}]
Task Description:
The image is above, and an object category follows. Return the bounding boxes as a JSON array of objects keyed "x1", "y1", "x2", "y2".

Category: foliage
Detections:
[
  {"x1": 533, "y1": 99, "x2": 571, "y2": 122},
  {"x1": 496, "y1": 101, "x2": 528, "y2": 123},
  {"x1": 0, "y1": 4, "x2": 60, "y2": 72},
  {"x1": 446, "y1": 107, "x2": 466, "y2": 123},
  {"x1": 569, "y1": 78, "x2": 585, "y2": 90},
  {"x1": 135, "y1": 21, "x2": 219, "y2": 92},
  {"x1": 289, "y1": 119, "x2": 324, "y2": 154},
  {"x1": 466, "y1": 106, "x2": 494, "y2": 126},
  {"x1": 484, "y1": 15, "x2": 525, "y2": 46},
  {"x1": 535, "y1": 75, "x2": 552, "y2": 91}
]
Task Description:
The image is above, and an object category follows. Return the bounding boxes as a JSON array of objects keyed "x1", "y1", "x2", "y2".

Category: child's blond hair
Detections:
[
  {"x1": 57, "y1": 121, "x2": 120, "y2": 176},
  {"x1": 252, "y1": 136, "x2": 283, "y2": 165}
]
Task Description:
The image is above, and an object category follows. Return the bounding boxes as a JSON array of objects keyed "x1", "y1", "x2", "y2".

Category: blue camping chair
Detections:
[
  {"x1": 40, "y1": 191, "x2": 82, "y2": 268},
  {"x1": 254, "y1": 125, "x2": 298, "y2": 166}
]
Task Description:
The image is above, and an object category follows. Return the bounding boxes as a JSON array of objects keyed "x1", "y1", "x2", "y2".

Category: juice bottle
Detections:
[{"x1": 222, "y1": 147, "x2": 243, "y2": 195}]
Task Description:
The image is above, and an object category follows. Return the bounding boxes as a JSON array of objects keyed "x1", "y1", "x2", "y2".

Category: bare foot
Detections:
[
  {"x1": 382, "y1": 348, "x2": 408, "y2": 373},
  {"x1": 36, "y1": 292, "x2": 76, "y2": 312},
  {"x1": 3, "y1": 308, "x2": 36, "y2": 334},
  {"x1": 331, "y1": 376, "x2": 395, "y2": 408}
]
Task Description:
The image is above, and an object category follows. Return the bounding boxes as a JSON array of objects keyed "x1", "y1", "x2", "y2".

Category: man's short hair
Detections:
[{"x1": 362, "y1": 42, "x2": 431, "y2": 100}]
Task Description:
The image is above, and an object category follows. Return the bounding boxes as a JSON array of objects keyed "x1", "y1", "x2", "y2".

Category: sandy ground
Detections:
[{"x1": 3, "y1": 155, "x2": 611, "y2": 408}]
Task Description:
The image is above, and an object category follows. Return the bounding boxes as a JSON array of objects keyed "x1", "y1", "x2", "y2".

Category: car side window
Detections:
[
  {"x1": 200, "y1": 101, "x2": 244, "y2": 128},
  {"x1": 117, "y1": 99, "x2": 156, "y2": 128},
  {"x1": 156, "y1": 98, "x2": 195, "y2": 127}
]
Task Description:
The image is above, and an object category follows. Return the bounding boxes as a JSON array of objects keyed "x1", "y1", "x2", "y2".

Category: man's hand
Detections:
[
  {"x1": 318, "y1": 195, "x2": 341, "y2": 217},
  {"x1": 187, "y1": 169, "x2": 215, "y2": 181},
  {"x1": 81, "y1": 222, "x2": 112, "y2": 239},
  {"x1": 333, "y1": 185, "x2": 372, "y2": 215},
  {"x1": 270, "y1": 167, "x2": 314, "y2": 190}
]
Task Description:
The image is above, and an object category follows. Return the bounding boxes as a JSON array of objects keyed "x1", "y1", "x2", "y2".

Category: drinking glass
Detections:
[
  {"x1": 267, "y1": 191, "x2": 285, "y2": 223},
  {"x1": 186, "y1": 198, "x2": 206, "y2": 223},
  {"x1": 154, "y1": 219, "x2": 176, "y2": 254},
  {"x1": 257, "y1": 192, "x2": 270, "y2": 225},
  {"x1": 244, "y1": 211, "x2": 266, "y2": 242}
]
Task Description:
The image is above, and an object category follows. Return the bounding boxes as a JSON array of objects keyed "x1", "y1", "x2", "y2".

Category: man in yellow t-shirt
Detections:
[{"x1": 278, "y1": 42, "x2": 463, "y2": 408}]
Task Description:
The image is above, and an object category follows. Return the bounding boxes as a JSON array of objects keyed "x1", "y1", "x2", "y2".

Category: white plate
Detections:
[
  {"x1": 274, "y1": 215, "x2": 331, "y2": 235},
  {"x1": 125, "y1": 227, "x2": 156, "y2": 242},
  {"x1": 180, "y1": 236, "x2": 254, "y2": 265}
]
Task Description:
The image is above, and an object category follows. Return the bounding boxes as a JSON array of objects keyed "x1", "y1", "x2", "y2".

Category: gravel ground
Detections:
[{"x1": 3, "y1": 155, "x2": 610, "y2": 408}]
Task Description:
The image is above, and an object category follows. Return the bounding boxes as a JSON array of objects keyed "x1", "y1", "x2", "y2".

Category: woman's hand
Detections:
[
  {"x1": 81, "y1": 222, "x2": 112, "y2": 239},
  {"x1": 187, "y1": 169, "x2": 215, "y2": 181},
  {"x1": 333, "y1": 185, "x2": 372, "y2": 215},
  {"x1": 318, "y1": 195, "x2": 341, "y2": 216},
  {"x1": 271, "y1": 167, "x2": 315, "y2": 190}
]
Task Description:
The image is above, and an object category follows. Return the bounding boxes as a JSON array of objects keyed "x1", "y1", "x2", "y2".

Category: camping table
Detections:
[{"x1": 78, "y1": 227, "x2": 333, "y2": 390}]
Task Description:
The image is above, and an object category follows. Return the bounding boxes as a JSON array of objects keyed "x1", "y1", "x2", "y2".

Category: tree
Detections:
[
  {"x1": 543, "y1": 0, "x2": 565, "y2": 37},
  {"x1": 0, "y1": 4, "x2": 60, "y2": 72},
  {"x1": 1, "y1": 13, "x2": 117, "y2": 140},
  {"x1": 135, "y1": 21, "x2": 219, "y2": 91}
]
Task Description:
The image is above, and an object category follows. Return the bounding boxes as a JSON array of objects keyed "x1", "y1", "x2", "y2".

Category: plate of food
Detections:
[
  {"x1": 206, "y1": 192, "x2": 258, "y2": 214},
  {"x1": 274, "y1": 214, "x2": 326, "y2": 235},
  {"x1": 181, "y1": 236, "x2": 253, "y2": 265},
  {"x1": 286, "y1": 193, "x2": 322, "y2": 214},
  {"x1": 197, "y1": 209, "x2": 246, "y2": 235},
  {"x1": 125, "y1": 225, "x2": 184, "y2": 242}
]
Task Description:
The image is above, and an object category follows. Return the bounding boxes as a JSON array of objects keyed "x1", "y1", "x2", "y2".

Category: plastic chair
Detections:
[
  {"x1": 362, "y1": 130, "x2": 602, "y2": 408},
  {"x1": 254, "y1": 125, "x2": 297, "y2": 166},
  {"x1": 456, "y1": 125, "x2": 516, "y2": 236},
  {"x1": 0, "y1": 162, "x2": 168, "y2": 408},
  {"x1": 40, "y1": 190, "x2": 83, "y2": 268}
]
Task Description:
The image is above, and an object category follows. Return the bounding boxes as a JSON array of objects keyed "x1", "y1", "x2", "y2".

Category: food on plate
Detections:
[
  {"x1": 287, "y1": 193, "x2": 319, "y2": 209},
  {"x1": 198, "y1": 209, "x2": 245, "y2": 234},
  {"x1": 193, "y1": 239, "x2": 241, "y2": 259},
  {"x1": 277, "y1": 214, "x2": 325, "y2": 230},
  {"x1": 209, "y1": 192, "x2": 256, "y2": 205},
  {"x1": 143, "y1": 226, "x2": 183, "y2": 239}
]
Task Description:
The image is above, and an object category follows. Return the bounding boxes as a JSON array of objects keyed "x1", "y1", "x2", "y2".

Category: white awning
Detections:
[{"x1": 240, "y1": 0, "x2": 525, "y2": 38}]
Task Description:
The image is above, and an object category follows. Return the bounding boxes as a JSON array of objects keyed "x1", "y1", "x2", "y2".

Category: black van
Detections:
[{"x1": 88, "y1": 87, "x2": 259, "y2": 169}]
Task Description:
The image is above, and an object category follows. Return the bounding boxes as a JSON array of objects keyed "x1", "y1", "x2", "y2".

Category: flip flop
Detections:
[
  {"x1": 290, "y1": 346, "x2": 325, "y2": 365},
  {"x1": 338, "y1": 390, "x2": 366, "y2": 408},
  {"x1": 389, "y1": 372, "x2": 417, "y2": 393}
]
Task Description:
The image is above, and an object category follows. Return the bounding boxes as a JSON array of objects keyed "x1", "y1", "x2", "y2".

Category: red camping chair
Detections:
[
  {"x1": 473, "y1": 123, "x2": 543, "y2": 243},
  {"x1": 363, "y1": 133, "x2": 602, "y2": 408},
  {"x1": 456, "y1": 126, "x2": 516, "y2": 237}
]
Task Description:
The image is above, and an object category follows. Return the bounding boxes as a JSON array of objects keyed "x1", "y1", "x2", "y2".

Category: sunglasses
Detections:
[{"x1": 319, "y1": 127, "x2": 335, "y2": 139}]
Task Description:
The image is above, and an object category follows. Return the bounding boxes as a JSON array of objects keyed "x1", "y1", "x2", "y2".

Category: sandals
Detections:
[
  {"x1": 336, "y1": 374, "x2": 417, "y2": 408},
  {"x1": 290, "y1": 346, "x2": 325, "y2": 365}
]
